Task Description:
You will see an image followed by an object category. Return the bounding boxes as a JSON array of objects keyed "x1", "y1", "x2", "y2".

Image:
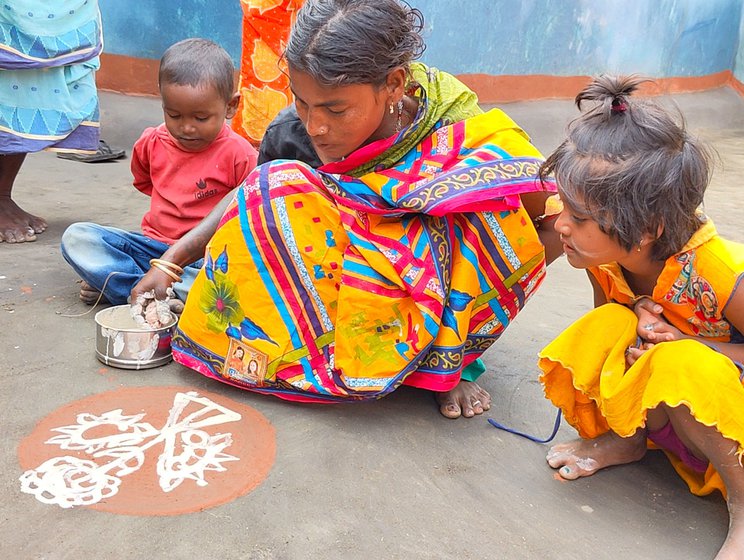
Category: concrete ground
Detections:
[{"x1": 1, "y1": 86, "x2": 743, "y2": 560}]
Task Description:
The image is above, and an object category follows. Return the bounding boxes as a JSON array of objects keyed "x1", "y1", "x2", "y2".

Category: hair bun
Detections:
[
  {"x1": 576, "y1": 74, "x2": 647, "y2": 113},
  {"x1": 611, "y1": 97, "x2": 628, "y2": 113}
]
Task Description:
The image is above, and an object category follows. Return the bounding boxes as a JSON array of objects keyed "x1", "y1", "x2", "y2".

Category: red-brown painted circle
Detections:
[{"x1": 18, "y1": 386, "x2": 275, "y2": 516}]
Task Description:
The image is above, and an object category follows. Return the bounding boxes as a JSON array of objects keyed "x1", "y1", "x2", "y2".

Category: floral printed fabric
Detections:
[
  {"x1": 590, "y1": 220, "x2": 744, "y2": 341},
  {"x1": 173, "y1": 109, "x2": 554, "y2": 402},
  {"x1": 231, "y1": 0, "x2": 303, "y2": 145}
]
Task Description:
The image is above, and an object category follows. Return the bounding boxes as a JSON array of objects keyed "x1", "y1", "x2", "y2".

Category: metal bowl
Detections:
[{"x1": 94, "y1": 305, "x2": 178, "y2": 370}]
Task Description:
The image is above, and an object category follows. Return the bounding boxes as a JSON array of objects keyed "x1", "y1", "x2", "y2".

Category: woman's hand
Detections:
[
  {"x1": 130, "y1": 267, "x2": 176, "y2": 303},
  {"x1": 127, "y1": 188, "x2": 236, "y2": 305}
]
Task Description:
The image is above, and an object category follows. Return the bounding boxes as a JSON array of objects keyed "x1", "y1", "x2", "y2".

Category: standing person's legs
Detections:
[
  {"x1": 61, "y1": 224, "x2": 171, "y2": 304},
  {"x1": 0, "y1": 154, "x2": 47, "y2": 243}
]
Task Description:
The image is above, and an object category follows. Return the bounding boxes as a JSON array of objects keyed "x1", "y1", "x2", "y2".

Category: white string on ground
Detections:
[{"x1": 56, "y1": 271, "x2": 124, "y2": 318}]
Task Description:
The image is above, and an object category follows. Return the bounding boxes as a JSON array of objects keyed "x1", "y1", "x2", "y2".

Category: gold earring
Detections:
[{"x1": 389, "y1": 103, "x2": 395, "y2": 114}]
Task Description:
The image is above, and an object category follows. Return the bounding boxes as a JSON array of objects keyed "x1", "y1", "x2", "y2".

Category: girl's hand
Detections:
[
  {"x1": 626, "y1": 341, "x2": 655, "y2": 367},
  {"x1": 130, "y1": 267, "x2": 176, "y2": 303},
  {"x1": 634, "y1": 298, "x2": 677, "y2": 343},
  {"x1": 640, "y1": 320, "x2": 683, "y2": 343}
]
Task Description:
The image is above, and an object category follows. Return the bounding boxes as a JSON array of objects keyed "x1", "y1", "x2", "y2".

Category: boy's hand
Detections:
[{"x1": 130, "y1": 267, "x2": 175, "y2": 303}]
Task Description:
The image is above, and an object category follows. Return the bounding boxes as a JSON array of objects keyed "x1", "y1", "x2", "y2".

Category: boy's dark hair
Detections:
[
  {"x1": 159, "y1": 38, "x2": 235, "y2": 102},
  {"x1": 540, "y1": 75, "x2": 712, "y2": 261},
  {"x1": 285, "y1": 0, "x2": 425, "y2": 87}
]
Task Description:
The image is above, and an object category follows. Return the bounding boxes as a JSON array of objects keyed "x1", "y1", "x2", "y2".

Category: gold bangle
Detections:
[
  {"x1": 150, "y1": 261, "x2": 182, "y2": 283},
  {"x1": 149, "y1": 258, "x2": 185, "y2": 275}
]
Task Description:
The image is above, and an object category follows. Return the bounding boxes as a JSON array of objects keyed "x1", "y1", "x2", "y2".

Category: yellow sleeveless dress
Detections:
[{"x1": 539, "y1": 220, "x2": 744, "y2": 497}]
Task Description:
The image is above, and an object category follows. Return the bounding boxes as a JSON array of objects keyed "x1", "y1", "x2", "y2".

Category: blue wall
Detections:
[
  {"x1": 100, "y1": 0, "x2": 743, "y2": 80},
  {"x1": 99, "y1": 0, "x2": 243, "y2": 66},
  {"x1": 417, "y1": 0, "x2": 741, "y2": 78},
  {"x1": 735, "y1": 5, "x2": 744, "y2": 82}
]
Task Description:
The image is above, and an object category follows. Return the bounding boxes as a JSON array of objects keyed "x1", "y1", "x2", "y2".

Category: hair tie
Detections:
[{"x1": 611, "y1": 99, "x2": 628, "y2": 113}]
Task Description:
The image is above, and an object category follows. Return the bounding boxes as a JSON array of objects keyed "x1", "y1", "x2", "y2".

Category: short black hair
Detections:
[{"x1": 158, "y1": 38, "x2": 235, "y2": 102}]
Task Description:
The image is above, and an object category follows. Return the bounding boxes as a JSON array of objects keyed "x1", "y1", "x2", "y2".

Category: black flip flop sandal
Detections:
[{"x1": 56, "y1": 140, "x2": 126, "y2": 163}]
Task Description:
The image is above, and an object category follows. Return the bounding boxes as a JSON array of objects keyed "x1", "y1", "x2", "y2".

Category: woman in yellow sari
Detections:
[{"x1": 132, "y1": 0, "x2": 563, "y2": 418}]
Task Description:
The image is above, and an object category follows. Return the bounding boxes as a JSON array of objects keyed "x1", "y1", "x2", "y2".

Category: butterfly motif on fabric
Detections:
[
  {"x1": 205, "y1": 246, "x2": 229, "y2": 282},
  {"x1": 225, "y1": 318, "x2": 278, "y2": 346},
  {"x1": 441, "y1": 289, "x2": 475, "y2": 333}
]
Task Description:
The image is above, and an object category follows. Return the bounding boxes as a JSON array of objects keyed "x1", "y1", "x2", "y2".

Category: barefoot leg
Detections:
[
  {"x1": 547, "y1": 429, "x2": 647, "y2": 480},
  {"x1": 0, "y1": 153, "x2": 48, "y2": 243},
  {"x1": 79, "y1": 280, "x2": 107, "y2": 306},
  {"x1": 435, "y1": 380, "x2": 491, "y2": 419},
  {"x1": 168, "y1": 299, "x2": 185, "y2": 315},
  {"x1": 662, "y1": 404, "x2": 744, "y2": 560}
]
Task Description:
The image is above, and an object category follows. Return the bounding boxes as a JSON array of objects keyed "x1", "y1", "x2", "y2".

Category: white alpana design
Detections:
[{"x1": 19, "y1": 392, "x2": 241, "y2": 509}]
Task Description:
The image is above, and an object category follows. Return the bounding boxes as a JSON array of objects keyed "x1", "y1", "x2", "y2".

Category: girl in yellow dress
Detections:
[{"x1": 538, "y1": 75, "x2": 744, "y2": 559}]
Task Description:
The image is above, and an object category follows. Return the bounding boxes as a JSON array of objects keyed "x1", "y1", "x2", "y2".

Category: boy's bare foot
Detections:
[
  {"x1": 168, "y1": 299, "x2": 185, "y2": 315},
  {"x1": 0, "y1": 198, "x2": 47, "y2": 243},
  {"x1": 547, "y1": 430, "x2": 647, "y2": 480},
  {"x1": 79, "y1": 280, "x2": 107, "y2": 305},
  {"x1": 435, "y1": 380, "x2": 491, "y2": 419}
]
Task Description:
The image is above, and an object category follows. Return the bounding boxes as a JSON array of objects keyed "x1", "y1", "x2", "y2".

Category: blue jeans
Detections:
[{"x1": 60, "y1": 223, "x2": 202, "y2": 304}]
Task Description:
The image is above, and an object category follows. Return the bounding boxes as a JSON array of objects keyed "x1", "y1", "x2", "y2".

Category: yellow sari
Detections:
[{"x1": 174, "y1": 109, "x2": 555, "y2": 402}]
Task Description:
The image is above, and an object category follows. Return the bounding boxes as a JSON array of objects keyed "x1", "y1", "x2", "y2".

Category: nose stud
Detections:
[{"x1": 317, "y1": 125, "x2": 329, "y2": 135}]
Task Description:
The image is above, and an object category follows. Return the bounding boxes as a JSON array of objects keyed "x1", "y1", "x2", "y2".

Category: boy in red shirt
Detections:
[{"x1": 61, "y1": 38, "x2": 257, "y2": 307}]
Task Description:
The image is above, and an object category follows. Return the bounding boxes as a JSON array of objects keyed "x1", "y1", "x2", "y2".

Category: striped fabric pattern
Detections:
[{"x1": 173, "y1": 109, "x2": 555, "y2": 402}]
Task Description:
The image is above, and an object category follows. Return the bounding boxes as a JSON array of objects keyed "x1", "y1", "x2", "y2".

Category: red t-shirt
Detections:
[{"x1": 131, "y1": 123, "x2": 258, "y2": 244}]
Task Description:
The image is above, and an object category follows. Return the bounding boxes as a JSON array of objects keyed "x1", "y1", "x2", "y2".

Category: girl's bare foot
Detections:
[
  {"x1": 547, "y1": 429, "x2": 647, "y2": 480},
  {"x1": 713, "y1": 460, "x2": 744, "y2": 560},
  {"x1": 659, "y1": 404, "x2": 744, "y2": 560},
  {"x1": 435, "y1": 380, "x2": 491, "y2": 419},
  {"x1": 717, "y1": 517, "x2": 744, "y2": 560},
  {"x1": 0, "y1": 198, "x2": 47, "y2": 243}
]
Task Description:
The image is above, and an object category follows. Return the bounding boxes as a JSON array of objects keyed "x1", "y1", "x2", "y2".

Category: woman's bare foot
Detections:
[
  {"x1": 0, "y1": 198, "x2": 47, "y2": 243},
  {"x1": 79, "y1": 280, "x2": 107, "y2": 305},
  {"x1": 435, "y1": 380, "x2": 491, "y2": 419},
  {"x1": 547, "y1": 429, "x2": 647, "y2": 480}
]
